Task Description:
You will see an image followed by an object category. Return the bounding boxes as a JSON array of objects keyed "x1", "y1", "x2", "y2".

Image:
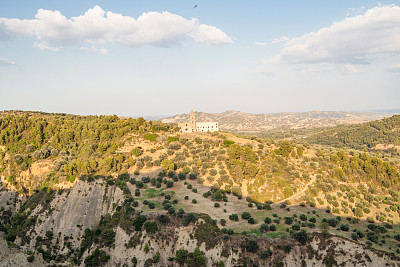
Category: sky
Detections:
[{"x1": 0, "y1": 0, "x2": 400, "y2": 117}]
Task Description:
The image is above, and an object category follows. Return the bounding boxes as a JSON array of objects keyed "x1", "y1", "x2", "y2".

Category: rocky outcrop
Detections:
[{"x1": 0, "y1": 182, "x2": 399, "y2": 267}]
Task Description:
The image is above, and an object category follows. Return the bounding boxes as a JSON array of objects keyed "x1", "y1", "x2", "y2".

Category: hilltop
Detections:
[{"x1": 161, "y1": 110, "x2": 398, "y2": 133}]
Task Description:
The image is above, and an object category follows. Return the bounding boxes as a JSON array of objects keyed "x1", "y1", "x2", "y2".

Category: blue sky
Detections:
[{"x1": 1, "y1": 1, "x2": 399, "y2": 117}]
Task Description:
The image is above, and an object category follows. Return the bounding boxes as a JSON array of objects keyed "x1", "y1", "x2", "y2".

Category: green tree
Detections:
[{"x1": 161, "y1": 159, "x2": 174, "y2": 172}]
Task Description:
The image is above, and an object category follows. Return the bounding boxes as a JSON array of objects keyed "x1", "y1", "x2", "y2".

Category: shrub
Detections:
[
  {"x1": 260, "y1": 249, "x2": 273, "y2": 259},
  {"x1": 220, "y1": 219, "x2": 226, "y2": 226},
  {"x1": 192, "y1": 199, "x2": 197, "y2": 204},
  {"x1": 131, "y1": 147, "x2": 142, "y2": 157},
  {"x1": 100, "y1": 229, "x2": 116, "y2": 246},
  {"x1": 229, "y1": 214, "x2": 239, "y2": 221},
  {"x1": 133, "y1": 215, "x2": 147, "y2": 231},
  {"x1": 292, "y1": 229, "x2": 308, "y2": 245},
  {"x1": 168, "y1": 207, "x2": 175, "y2": 215},
  {"x1": 242, "y1": 212, "x2": 251, "y2": 220},
  {"x1": 214, "y1": 203, "x2": 220, "y2": 208},
  {"x1": 144, "y1": 133, "x2": 158, "y2": 141},
  {"x1": 178, "y1": 172, "x2": 186, "y2": 180},
  {"x1": 175, "y1": 249, "x2": 188, "y2": 264},
  {"x1": 158, "y1": 214, "x2": 170, "y2": 224},
  {"x1": 144, "y1": 221, "x2": 158, "y2": 233},
  {"x1": 269, "y1": 224, "x2": 276, "y2": 231},
  {"x1": 246, "y1": 240, "x2": 259, "y2": 253},
  {"x1": 166, "y1": 180, "x2": 174, "y2": 188},
  {"x1": 223, "y1": 139, "x2": 234, "y2": 147},
  {"x1": 84, "y1": 248, "x2": 110, "y2": 267},
  {"x1": 264, "y1": 217, "x2": 272, "y2": 224},
  {"x1": 259, "y1": 224, "x2": 269, "y2": 233},
  {"x1": 187, "y1": 247, "x2": 206, "y2": 267},
  {"x1": 327, "y1": 218, "x2": 339, "y2": 227},
  {"x1": 292, "y1": 224, "x2": 301, "y2": 231},
  {"x1": 339, "y1": 224, "x2": 349, "y2": 231},
  {"x1": 284, "y1": 244, "x2": 292, "y2": 253},
  {"x1": 284, "y1": 217, "x2": 293, "y2": 225},
  {"x1": 248, "y1": 217, "x2": 255, "y2": 224}
]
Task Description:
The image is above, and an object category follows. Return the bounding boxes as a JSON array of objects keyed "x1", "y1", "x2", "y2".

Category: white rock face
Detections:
[{"x1": 29, "y1": 181, "x2": 124, "y2": 251}]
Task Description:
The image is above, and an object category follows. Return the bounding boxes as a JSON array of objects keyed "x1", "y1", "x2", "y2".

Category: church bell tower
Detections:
[{"x1": 189, "y1": 110, "x2": 196, "y2": 132}]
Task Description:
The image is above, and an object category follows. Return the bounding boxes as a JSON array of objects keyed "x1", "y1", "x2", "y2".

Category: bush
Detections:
[
  {"x1": 242, "y1": 212, "x2": 251, "y2": 220},
  {"x1": 131, "y1": 147, "x2": 143, "y2": 157},
  {"x1": 284, "y1": 217, "x2": 293, "y2": 225},
  {"x1": 192, "y1": 199, "x2": 197, "y2": 204},
  {"x1": 101, "y1": 229, "x2": 116, "y2": 246},
  {"x1": 259, "y1": 224, "x2": 269, "y2": 233},
  {"x1": 327, "y1": 218, "x2": 339, "y2": 227},
  {"x1": 166, "y1": 180, "x2": 174, "y2": 188},
  {"x1": 284, "y1": 244, "x2": 292, "y2": 253},
  {"x1": 178, "y1": 172, "x2": 186, "y2": 180},
  {"x1": 229, "y1": 214, "x2": 239, "y2": 221},
  {"x1": 340, "y1": 224, "x2": 349, "y2": 231},
  {"x1": 214, "y1": 203, "x2": 220, "y2": 208},
  {"x1": 246, "y1": 240, "x2": 259, "y2": 253},
  {"x1": 264, "y1": 217, "x2": 272, "y2": 224},
  {"x1": 292, "y1": 229, "x2": 308, "y2": 245},
  {"x1": 168, "y1": 207, "x2": 175, "y2": 215},
  {"x1": 260, "y1": 249, "x2": 273, "y2": 259},
  {"x1": 133, "y1": 215, "x2": 147, "y2": 231},
  {"x1": 84, "y1": 248, "x2": 110, "y2": 267},
  {"x1": 187, "y1": 247, "x2": 206, "y2": 267},
  {"x1": 175, "y1": 249, "x2": 188, "y2": 264},
  {"x1": 292, "y1": 224, "x2": 301, "y2": 231},
  {"x1": 158, "y1": 214, "x2": 170, "y2": 224},
  {"x1": 144, "y1": 221, "x2": 158, "y2": 233},
  {"x1": 248, "y1": 217, "x2": 255, "y2": 224},
  {"x1": 220, "y1": 219, "x2": 226, "y2": 226},
  {"x1": 269, "y1": 224, "x2": 276, "y2": 231}
]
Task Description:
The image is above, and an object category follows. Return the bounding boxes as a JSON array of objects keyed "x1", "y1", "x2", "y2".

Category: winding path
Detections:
[{"x1": 276, "y1": 175, "x2": 317, "y2": 204}]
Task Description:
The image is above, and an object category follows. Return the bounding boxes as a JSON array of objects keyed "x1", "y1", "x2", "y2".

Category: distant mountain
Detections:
[{"x1": 161, "y1": 110, "x2": 399, "y2": 132}]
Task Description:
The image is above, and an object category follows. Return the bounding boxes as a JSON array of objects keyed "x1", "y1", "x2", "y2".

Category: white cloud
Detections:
[
  {"x1": 79, "y1": 46, "x2": 108, "y2": 55},
  {"x1": 386, "y1": 64, "x2": 400, "y2": 73},
  {"x1": 271, "y1": 36, "x2": 289, "y2": 44},
  {"x1": 33, "y1": 41, "x2": 62, "y2": 51},
  {"x1": 278, "y1": 5, "x2": 400, "y2": 64},
  {"x1": 0, "y1": 6, "x2": 232, "y2": 50},
  {"x1": 254, "y1": 41, "x2": 267, "y2": 46},
  {"x1": 0, "y1": 58, "x2": 16, "y2": 66}
]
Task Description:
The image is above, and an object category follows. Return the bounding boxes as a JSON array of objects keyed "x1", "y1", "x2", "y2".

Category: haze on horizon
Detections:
[{"x1": 1, "y1": 0, "x2": 399, "y2": 117}]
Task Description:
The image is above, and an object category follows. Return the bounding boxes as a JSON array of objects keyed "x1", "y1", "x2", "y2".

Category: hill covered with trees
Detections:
[
  {"x1": 0, "y1": 111, "x2": 399, "y2": 266},
  {"x1": 305, "y1": 115, "x2": 400, "y2": 150}
]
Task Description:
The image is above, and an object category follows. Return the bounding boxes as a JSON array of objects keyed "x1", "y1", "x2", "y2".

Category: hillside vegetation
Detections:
[
  {"x1": 0, "y1": 111, "x2": 400, "y2": 266},
  {"x1": 306, "y1": 115, "x2": 400, "y2": 150}
]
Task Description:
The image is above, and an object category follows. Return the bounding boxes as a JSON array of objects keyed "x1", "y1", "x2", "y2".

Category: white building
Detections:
[
  {"x1": 196, "y1": 122, "x2": 219, "y2": 132},
  {"x1": 178, "y1": 110, "x2": 219, "y2": 133}
]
